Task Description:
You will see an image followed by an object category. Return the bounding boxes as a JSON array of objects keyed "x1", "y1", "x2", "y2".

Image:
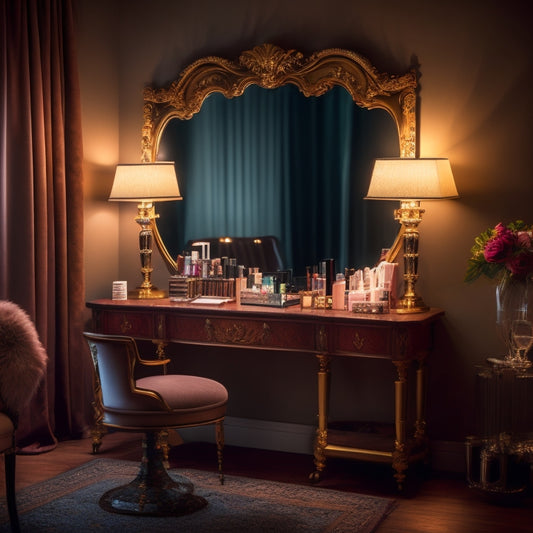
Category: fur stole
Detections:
[{"x1": 0, "y1": 301, "x2": 48, "y2": 414}]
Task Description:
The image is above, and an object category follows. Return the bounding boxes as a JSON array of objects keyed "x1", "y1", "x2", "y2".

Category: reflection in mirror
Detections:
[
  {"x1": 143, "y1": 44, "x2": 417, "y2": 276},
  {"x1": 156, "y1": 84, "x2": 399, "y2": 275}
]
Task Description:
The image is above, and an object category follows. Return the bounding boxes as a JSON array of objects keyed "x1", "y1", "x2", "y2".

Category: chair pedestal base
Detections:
[{"x1": 99, "y1": 432, "x2": 207, "y2": 516}]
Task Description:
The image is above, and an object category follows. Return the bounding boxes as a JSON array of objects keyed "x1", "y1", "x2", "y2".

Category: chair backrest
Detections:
[
  {"x1": 83, "y1": 332, "x2": 166, "y2": 412},
  {"x1": 0, "y1": 301, "x2": 47, "y2": 419}
]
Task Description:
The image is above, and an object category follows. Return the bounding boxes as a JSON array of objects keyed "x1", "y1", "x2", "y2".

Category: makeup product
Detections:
[
  {"x1": 311, "y1": 265, "x2": 318, "y2": 291},
  {"x1": 112, "y1": 281, "x2": 127, "y2": 300},
  {"x1": 332, "y1": 274, "x2": 345, "y2": 310},
  {"x1": 322, "y1": 259, "x2": 335, "y2": 297},
  {"x1": 184, "y1": 253, "x2": 191, "y2": 276}
]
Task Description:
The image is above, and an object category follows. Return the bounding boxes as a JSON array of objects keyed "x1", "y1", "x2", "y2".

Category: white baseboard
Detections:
[{"x1": 179, "y1": 417, "x2": 467, "y2": 473}]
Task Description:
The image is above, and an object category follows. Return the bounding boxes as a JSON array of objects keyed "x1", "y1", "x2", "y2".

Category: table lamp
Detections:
[
  {"x1": 366, "y1": 158, "x2": 458, "y2": 313},
  {"x1": 109, "y1": 162, "x2": 182, "y2": 299}
]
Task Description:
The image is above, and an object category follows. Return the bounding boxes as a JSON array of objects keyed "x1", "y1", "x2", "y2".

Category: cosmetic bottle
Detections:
[
  {"x1": 332, "y1": 273, "x2": 346, "y2": 310},
  {"x1": 253, "y1": 267, "x2": 262, "y2": 288},
  {"x1": 191, "y1": 251, "x2": 199, "y2": 276},
  {"x1": 323, "y1": 259, "x2": 335, "y2": 298},
  {"x1": 311, "y1": 265, "x2": 319, "y2": 291},
  {"x1": 184, "y1": 253, "x2": 191, "y2": 276}
]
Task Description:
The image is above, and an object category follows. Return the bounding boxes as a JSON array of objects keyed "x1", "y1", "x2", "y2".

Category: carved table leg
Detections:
[
  {"x1": 414, "y1": 355, "x2": 428, "y2": 443},
  {"x1": 91, "y1": 421, "x2": 105, "y2": 454},
  {"x1": 310, "y1": 353, "x2": 330, "y2": 483},
  {"x1": 392, "y1": 360, "x2": 409, "y2": 490},
  {"x1": 152, "y1": 340, "x2": 169, "y2": 370}
]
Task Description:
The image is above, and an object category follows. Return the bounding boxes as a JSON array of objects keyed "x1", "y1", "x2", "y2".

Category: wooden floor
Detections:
[{"x1": 2, "y1": 432, "x2": 533, "y2": 532}]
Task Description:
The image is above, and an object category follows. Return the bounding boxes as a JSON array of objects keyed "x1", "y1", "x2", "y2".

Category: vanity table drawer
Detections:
[
  {"x1": 328, "y1": 324, "x2": 392, "y2": 357},
  {"x1": 93, "y1": 310, "x2": 157, "y2": 339},
  {"x1": 330, "y1": 321, "x2": 434, "y2": 360},
  {"x1": 165, "y1": 315, "x2": 317, "y2": 352}
]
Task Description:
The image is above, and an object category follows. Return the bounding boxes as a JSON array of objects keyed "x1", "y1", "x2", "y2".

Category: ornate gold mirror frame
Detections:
[{"x1": 142, "y1": 44, "x2": 417, "y2": 272}]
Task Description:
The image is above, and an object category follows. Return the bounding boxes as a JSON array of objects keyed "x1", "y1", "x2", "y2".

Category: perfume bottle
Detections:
[
  {"x1": 322, "y1": 259, "x2": 335, "y2": 297},
  {"x1": 332, "y1": 273, "x2": 346, "y2": 310}
]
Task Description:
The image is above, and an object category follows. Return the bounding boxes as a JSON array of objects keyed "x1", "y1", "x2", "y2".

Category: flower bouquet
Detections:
[
  {"x1": 465, "y1": 220, "x2": 533, "y2": 283},
  {"x1": 465, "y1": 220, "x2": 533, "y2": 368}
]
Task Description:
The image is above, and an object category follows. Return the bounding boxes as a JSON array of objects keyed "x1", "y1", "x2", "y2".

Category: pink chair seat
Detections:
[{"x1": 103, "y1": 375, "x2": 228, "y2": 428}]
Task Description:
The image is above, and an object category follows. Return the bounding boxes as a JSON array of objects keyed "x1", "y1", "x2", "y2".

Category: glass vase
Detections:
[{"x1": 495, "y1": 274, "x2": 533, "y2": 369}]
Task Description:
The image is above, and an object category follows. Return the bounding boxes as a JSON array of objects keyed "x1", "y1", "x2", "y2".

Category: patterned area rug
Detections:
[{"x1": 0, "y1": 458, "x2": 395, "y2": 532}]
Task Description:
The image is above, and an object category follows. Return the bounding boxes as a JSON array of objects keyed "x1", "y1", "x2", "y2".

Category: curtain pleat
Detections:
[{"x1": 0, "y1": 0, "x2": 91, "y2": 451}]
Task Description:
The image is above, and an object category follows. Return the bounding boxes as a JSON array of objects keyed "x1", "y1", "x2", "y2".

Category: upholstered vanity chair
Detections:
[
  {"x1": 82, "y1": 332, "x2": 228, "y2": 516},
  {"x1": 0, "y1": 300, "x2": 48, "y2": 533}
]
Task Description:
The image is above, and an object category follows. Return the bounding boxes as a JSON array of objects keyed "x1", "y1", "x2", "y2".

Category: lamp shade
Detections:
[
  {"x1": 365, "y1": 158, "x2": 458, "y2": 200},
  {"x1": 109, "y1": 162, "x2": 182, "y2": 202}
]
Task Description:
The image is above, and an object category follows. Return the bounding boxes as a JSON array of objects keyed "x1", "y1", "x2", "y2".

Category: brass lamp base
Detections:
[
  {"x1": 392, "y1": 200, "x2": 428, "y2": 314},
  {"x1": 393, "y1": 296, "x2": 429, "y2": 314},
  {"x1": 128, "y1": 287, "x2": 167, "y2": 299},
  {"x1": 129, "y1": 203, "x2": 167, "y2": 300}
]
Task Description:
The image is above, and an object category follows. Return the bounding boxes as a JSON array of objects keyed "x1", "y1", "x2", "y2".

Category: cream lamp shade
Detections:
[
  {"x1": 109, "y1": 162, "x2": 182, "y2": 202},
  {"x1": 365, "y1": 158, "x2": 458, "y2": 200}
]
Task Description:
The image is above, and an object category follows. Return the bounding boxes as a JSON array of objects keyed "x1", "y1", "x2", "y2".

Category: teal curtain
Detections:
[
  {"x1": 186, "y1": 87, "x2": 290, "y2": 241},
  {"x1": 287, "y1": 87, "x2": 353, "y2": 275},
  {"x1": 157, "y1": 85, "x2": 398, "y2": 275}
]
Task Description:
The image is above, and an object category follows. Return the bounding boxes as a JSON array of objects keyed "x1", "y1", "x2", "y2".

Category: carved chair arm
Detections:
[{"x1": 138, "y1": 357, "x2": 171, "y2": 367}]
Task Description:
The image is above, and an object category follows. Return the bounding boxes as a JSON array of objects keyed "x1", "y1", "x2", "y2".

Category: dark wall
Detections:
[{"x1": 78, "y1": 0, "x2": 533, "y2": 452}]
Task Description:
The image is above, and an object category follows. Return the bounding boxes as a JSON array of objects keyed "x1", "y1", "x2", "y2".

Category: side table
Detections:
[{"x1": 466, "y1": 360, "x2": 533, "y2": 498}]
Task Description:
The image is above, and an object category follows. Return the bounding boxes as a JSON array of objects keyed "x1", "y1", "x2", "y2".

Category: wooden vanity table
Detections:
[{"x1": 87, "y1": 298, "x2": 442, "y2": 489}]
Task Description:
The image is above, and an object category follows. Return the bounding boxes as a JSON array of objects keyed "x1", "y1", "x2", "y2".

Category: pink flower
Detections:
[
  {"x1": 517, "y1": 231, "x2": 532, "y2": 249},
  {"x1": 483, "y1": 223, "x2": 515, "y2": 263},
  {"x1": 506, "y1": 251, "x2": 533, "y2": 279},
  {"x1": 466, "y1": 220, "x2": 533, "y2": 283}
]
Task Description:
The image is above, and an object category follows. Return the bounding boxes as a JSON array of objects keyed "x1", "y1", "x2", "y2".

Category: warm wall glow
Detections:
[
  {"x1": 84, "y1": 203, "x2": 119, "y2": 301},
  {"x1": 77, "y1": 0, "x2": 533, "y2": 457}
]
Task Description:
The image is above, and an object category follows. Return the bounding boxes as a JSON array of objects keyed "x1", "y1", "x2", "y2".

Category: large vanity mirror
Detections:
[{"x1": 142, "y1": 44, "x2": 417, "y2": 276}]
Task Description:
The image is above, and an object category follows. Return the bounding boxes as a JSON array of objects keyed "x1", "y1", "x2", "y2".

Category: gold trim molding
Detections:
[
  {"x1": 143, "y1": 43, "x2": 417, "y2": 163},
  {"x1": 142, "y1": 44, "x2": 418, "y2": 270},
  {"x1": 204, "y1": 318, "x2": 271, "y2": 346}
]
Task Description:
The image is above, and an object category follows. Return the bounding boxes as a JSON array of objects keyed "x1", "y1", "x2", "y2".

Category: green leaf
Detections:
[{"x1": 464, "y1": 221, "x2": 532, "y2": 284}]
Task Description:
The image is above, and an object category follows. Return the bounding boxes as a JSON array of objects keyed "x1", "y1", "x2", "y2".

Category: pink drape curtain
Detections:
[{"x1": 1, "y1": 0, "x2": 92, "y2": 450}]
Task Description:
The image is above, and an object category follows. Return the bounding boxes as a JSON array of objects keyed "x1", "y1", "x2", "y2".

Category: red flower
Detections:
[
  {"x1": 517, "y1": 231, "x2": 532, "y2": 249},
  {"x1": 506, "y1": 251, "x2": 533, "y2": 279},
  {"x1": 483, "y1": 223, "x2": 515, "y2": 263},
  {"x1": 466, "y1": 220, "x2": 533, "y2": 283}
]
